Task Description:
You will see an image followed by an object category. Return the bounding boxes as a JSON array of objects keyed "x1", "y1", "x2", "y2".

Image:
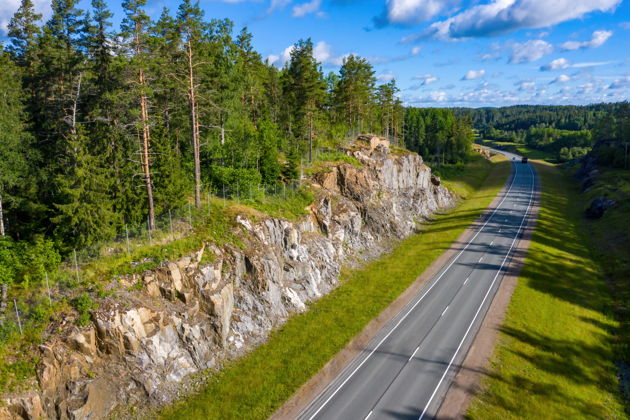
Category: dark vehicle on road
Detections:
[{"x1": 522, "y1": 156, "x2": 528, "y2": 164}]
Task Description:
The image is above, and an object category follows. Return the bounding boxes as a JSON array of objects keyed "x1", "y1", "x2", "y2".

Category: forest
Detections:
[
  {"x1": 0, "y1": 0, "x2": 479, "y2": 285},
  {"x1": 457, "y1": 103, "x2": 630, "y2": 162}
]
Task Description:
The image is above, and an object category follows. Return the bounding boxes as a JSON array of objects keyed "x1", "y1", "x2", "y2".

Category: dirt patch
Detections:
[
  {"x1": 434, "y1": 164, "x2": 541, "y2": 419},
  {"x1": 270, "y1": 166, "x2": 516, "y2": 420}
]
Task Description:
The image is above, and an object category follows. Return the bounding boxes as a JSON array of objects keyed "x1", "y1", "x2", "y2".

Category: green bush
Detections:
[
  {"x1": 71, "y1": 293, "x2": 96, "y2": 326},
  {"x1": 210, "y1": 166, "x2": 263, "y2": 199},
  {"x1": 0, "y1": 237, "x2": 61, "y2": 286}
]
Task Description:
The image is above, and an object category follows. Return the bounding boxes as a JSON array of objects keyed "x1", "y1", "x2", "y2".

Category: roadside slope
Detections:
[
  {"x1": 161, "y1": 155, "x2": 510, "y2": 420},
  {"x1": 467, "y1": 161, "x2": 624, "y2": 419}
]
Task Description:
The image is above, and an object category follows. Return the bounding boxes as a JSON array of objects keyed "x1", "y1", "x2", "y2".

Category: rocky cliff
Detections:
[{"x1": 0, "y1": 139, "x2": 455, "y2": 420}]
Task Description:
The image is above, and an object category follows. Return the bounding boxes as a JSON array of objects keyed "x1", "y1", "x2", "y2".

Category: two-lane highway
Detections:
[{"x1": 299, "y1": 150, "x2": 537, "y2": 420}]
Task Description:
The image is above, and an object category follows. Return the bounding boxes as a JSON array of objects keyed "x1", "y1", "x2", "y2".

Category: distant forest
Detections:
[{"x1": 456, "y1": 104, "x2": 630, "y2": 163}]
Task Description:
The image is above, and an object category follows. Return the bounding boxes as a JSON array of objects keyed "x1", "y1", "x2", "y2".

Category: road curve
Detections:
[{"x1": 298, "y1": 149, "x2": 537, "y2": 420}]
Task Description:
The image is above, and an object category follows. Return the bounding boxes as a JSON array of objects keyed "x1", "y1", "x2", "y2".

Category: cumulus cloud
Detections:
[
  {"x1": 378, "y1": 72, "x2": 396, "y2": 82},
  {"x1": 551, "y1": 74, "x2": 571, "y2": 83},
  {"x1": 560, "y1": 30, "x2": 612, "y2": 50},
  {"x1": 462, "y1": 69, "x2": 486, "y2": 80},
  {"x1": 414, "y1": 0, "x2": 620, "y2": 41},
  {"x1": 374, "y1": 0, "x2": 458, "y2": 27},
  {"x1": 540, "y1": 57, "x2": 571, "y2": 71},
  {"x1": 413, "y1": 73, "x2": 439, "y2": 85},
  {"x1": 509, "y1": 39, "x2": 553, "y2": 63},
  {"x1": 411, "y1": 46, "x2": 422, "y2": 55},
  {"x1": 516, "y1": 80, "x2": 536, "y2": 91},
  {"x1": 269, "y1": 41, "x2": 349, "y2": 67},
  {"x1": 292, "y1": 0, "x2": 322, "y2": 17}
]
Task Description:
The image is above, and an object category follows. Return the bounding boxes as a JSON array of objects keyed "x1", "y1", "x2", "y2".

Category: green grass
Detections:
[
  {"x1": 434, "y1": 153, "x2": 504, "y2": 199},
  {"x1": 160, "y1": 156, "x2": 511, "y2": 420},
  {"x1": 467, "y1": 162, "x2": 625, "y2": 419},
  {"x1": 478, "y1": 139, "x2": 556, "y2": 162}
]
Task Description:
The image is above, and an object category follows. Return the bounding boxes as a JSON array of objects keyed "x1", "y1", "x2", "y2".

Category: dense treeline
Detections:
[
  {"x1": 0, "y1": 0, "x2": 415, "y2": 254},
  {"x1": 404, "y1": 108, "x2": 474, "y2": 164},
  {"x1": 456, "y1": 103, "x2": 628, "y2": 162},
  {"x1": 455, "y1": 104, "x2": 619, "y2": 133},
  {"x1": 591, "y1": 103, "x2": 630, "y2": 168}
]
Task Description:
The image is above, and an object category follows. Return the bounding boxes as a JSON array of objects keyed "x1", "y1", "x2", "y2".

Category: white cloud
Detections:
[
  {"x1": 292, "y1": 0, "x2": 322, "y2": 17},
  {"x1": 270, "y1": 41, "x2": 348, "y2": 67},
  {"x1": 0, "y1": 0, "x2": 49, "y2": 34},
  {"x1": 560, "y1": 30, "x2": 612, "y2": 50},
  {"x1": 516, "y1": 80, "x2": 536, "y2": 91},
  {"x1": 552, "y1": 74, "x2": 571, "y2": 83},
  {"x1": 609, "y1": 75, "x2": 630, "y2": 89},
  {"x1": 540, "y1": 57, "x2": 571, "y2": 71},
  {"x1": 379, "y1": 0, "x2": 457, "y2": 26},
  {"x1": 462, "y1": 69, "x2": 486, "y2": 80},
  {"x1": 411, "y1": 46, "x2": 422, "y2": 55},
  {"x1": 509, "y1": 39, "x2": 553, "y2": 63},
  {"x1": 413, "y1": 73, "x2": 439, "y2": 85},
  {"x1": 378, "y1": 72, "x2": 396, "y2": 82},
  {"x1": 416, "y1": 0, "x2": 620, "y2": 41},
  {"x1": 267, "y1": 0, "x2": 293, "y2": 13}
]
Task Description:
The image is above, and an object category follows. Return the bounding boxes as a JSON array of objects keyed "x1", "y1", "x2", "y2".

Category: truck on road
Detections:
[{"x1": 522, "y1": 156, "x2": 528, "y2": 164}]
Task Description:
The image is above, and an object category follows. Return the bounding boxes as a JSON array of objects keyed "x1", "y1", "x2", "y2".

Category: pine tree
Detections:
[
  {"x1": 282, "y1": 39, "x2": 325, "y2": 163},
  {"x1": 7, "y1": 0, "x2": 42, "y2": 67},
  {"x1": 334, "y1": 55, "x2": 376, "y2": 137},
  {"x1": 52, "y1": 128, "x2": 118, "y2": 248},
  {"x1": 177, "y1": 0, "x2": 207, "y2": 207},
  {"x1": 121, "y1": 0, "x2": 156, "y2": 229},
  {"x1": 0, "y1": 51, "x2": 32, "y2": 237}
]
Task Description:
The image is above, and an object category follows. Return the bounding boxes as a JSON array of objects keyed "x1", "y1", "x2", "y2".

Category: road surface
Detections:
[{"x1": 298, "y1": 150, "x2": 537, "y2": 420}]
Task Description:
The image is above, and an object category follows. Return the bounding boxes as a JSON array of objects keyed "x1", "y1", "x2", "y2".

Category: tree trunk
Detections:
[
  {"x1": 187, "y1": 41, "x2": 201, "y2": 208},
  {"x1": 308, "y1": 113, "x2": 313, "y2": 164},
  {"x1": 0, "y1": 283, "x2": 7, "y2": 325},
  {"x1": 0, "y1": 194, "x2": 5, "y2": 237},
  {"x1": 139, "y1": 68, "x2": 155, "y2": 230}
]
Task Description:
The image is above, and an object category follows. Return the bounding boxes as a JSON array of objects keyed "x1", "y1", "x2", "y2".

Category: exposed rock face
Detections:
[
  {"x1": 2, "y1": 142, "x2": 455, "y2": 419},
  {"x1": 585, "y1": 197, "x2": 616, "y2": 219}
]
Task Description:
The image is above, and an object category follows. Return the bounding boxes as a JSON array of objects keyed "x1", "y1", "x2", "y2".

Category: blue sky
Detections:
[{"x1": 1, "y1": 0, "x2": 630, "y2": 107}]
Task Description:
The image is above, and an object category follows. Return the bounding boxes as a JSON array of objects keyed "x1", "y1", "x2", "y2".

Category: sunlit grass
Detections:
[
  {"x1": 159, "y1": 157, "x2": 511, "y2": 420},
  {"x1": 467, "y1": 162, "x2": 624, "y2": 419},
  {"x1": 478, "y1": 139, "x2": 555, "y2": 162}
]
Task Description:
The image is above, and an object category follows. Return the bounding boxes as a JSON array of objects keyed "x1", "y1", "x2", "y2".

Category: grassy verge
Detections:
[
  {"x1": 478, "y1": 139, "x2": 555, "y2": 162},
  {"x1": 467, "y1": 162, "x2": 625, "y2": 419},
  {"x1": 160, "y1": 155, "x2": 510, "y2": 420}
]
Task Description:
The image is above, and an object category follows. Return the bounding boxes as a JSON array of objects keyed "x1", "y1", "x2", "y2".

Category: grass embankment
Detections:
[
  {"x1": 478, "y1": 139, "x2": 555, "y2": 162},
  {"x1": 160, "y1": 154, "x2": 510, "y2": 420},
  {"x1": 467, "y1": 162, "x2": 625, "y2": 419}
]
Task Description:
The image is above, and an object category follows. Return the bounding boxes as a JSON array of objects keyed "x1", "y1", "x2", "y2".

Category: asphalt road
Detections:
[{"x1": 298, "y1": 150, "x2": 537, "y2": 420}]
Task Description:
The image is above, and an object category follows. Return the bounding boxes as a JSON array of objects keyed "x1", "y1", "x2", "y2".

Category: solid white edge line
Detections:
[
  {"x1": 441, "y1": 306, "x2": 449, "y2": 317},
  {"x1": 365, "y1": 410, "x2": 373, "y2": 420},
  {"x1": 417, "y1": 163, "x2": 535, "y2": 420},
  {"x1": 304, "y1": 162, "x2": 520, "y2": 420}
]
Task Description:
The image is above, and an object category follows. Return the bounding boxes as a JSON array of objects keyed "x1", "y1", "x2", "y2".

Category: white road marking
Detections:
[
  {"x1": 490, "y1": 241, "x2": 494, "y2": 246},
  {"x1": 304, "y1": 163, "x2": 522, "y2": 420},
  {"x1": 463, "y1": 277, "x2": 469, "y2": 285},
  {"x1": 418, "y1": 163, "x2": 535, "y2": 420},
  {"x1": 409, "y1": 345, "x2": 422, "y2": 361},
  {"x1": 478, "y1": 256, "x2": 483, "y2": 262},
  {"x1": 441, "y1": 306, "x2": 449, "y2": 317},
  {"x1": 365, "y1": 411, "x2": 373, "y2": 420}
]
